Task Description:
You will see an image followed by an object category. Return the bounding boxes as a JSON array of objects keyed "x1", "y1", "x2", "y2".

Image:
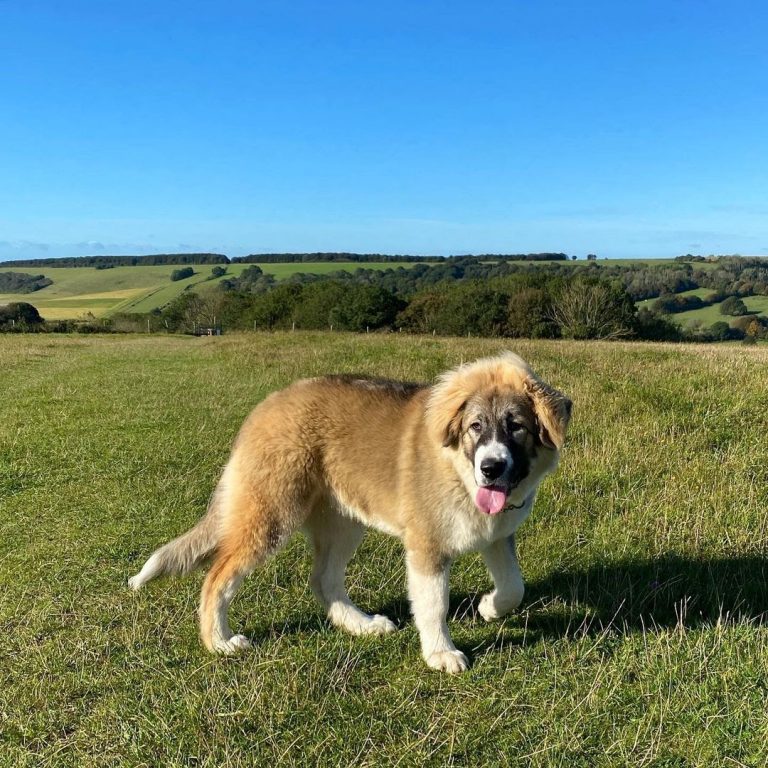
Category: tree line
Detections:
[
  {"x1": 0, "y1": 253, "x2": 228, "y2": 268},
  {"x1": 129, "y1": 271, "x2": 667, "y2": 341},
  {"x1": 231, "y1": 252, "x2": 568, "y2": 264}
]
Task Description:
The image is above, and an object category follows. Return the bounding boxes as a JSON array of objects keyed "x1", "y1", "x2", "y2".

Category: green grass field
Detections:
[
  {"x1": 2, "y1": 332, "x2": 768, "y2": 766},
  {"x1": 637, "y1": 291, "x2": 768, "y2": 328},
  {"x1": 0, "y1": 262, "x2": 415, "y2": 320},
  {"x1": 671, "y1": 295, "x2": 768, "y2": 327}
]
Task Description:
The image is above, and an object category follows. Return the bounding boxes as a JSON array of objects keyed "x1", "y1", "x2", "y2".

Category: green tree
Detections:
[
  {"x1": 506, "y1": 288, "x2": 557, "y2": 338},
  {"x1": 551, "y1": 279, "x2": 635, "y2": 339},
  {"x1": 708, "y1": 321, "x2": 732, "y2": 341},
  {"x1": 719, "y1": 296, "x2": 748, "y2": 316},
  {"x1": 0, "y1": 301, "x2": 44, "y2": 329},
  {"x1": 329, "y1": 285, "x2": 404, "y2": 332},
  {"x1": 292, "y1": 282, "x2": 349, "y2": 329},
  {"x1": 248, "y1": 283, "x2": 304, "y2": 330},
  {"x1": 170, "y1": 267, "x2": 195, "y2": 282}
]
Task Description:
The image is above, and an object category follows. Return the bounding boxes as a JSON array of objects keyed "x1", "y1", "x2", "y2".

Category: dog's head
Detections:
[{"x1": 426, "y1": 352, "x2": 572, "y2": 514}]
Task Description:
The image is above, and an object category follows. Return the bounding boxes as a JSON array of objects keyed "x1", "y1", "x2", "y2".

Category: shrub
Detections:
[
  {"x1": 720, "y1": 296, "x2": 748, "y2": 316},
  {"x1": 0, "y1": 272, "x2": 52, "y2": 293},
  {"x1": 170, "y1": 267, "x2": 195, "y2": 282},
  {"x1": 0, "y1": 302, "x2": 44, "y2": 330}
]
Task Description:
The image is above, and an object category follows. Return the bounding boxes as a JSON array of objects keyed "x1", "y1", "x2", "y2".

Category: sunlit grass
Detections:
[{"x1": 1, "y1": 332, "x2": 767, "y2": 766}]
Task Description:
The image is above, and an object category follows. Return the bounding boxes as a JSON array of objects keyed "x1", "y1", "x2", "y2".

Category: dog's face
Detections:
[
  {"x1": 427, "y1": 353, "x2": 572, "y2": 514},
  {"x1": 461, "y1": 390, "x2": 538, "y2": 495}
]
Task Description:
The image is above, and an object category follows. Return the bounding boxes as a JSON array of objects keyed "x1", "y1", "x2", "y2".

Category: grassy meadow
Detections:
[
  {"x1": 2, "y1": 332, "x2": 768, "y2": 766},
  {"x1": 637, "y1": 289, "x2": 768, "y2": 328}
]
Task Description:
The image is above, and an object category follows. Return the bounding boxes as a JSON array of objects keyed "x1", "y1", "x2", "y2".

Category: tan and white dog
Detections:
[{"x1": 129, "y1": 352, "x2": 571, "y2": 673}]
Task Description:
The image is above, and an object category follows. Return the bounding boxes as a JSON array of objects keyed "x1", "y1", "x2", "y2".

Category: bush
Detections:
[
  {"x1": 551, "y1": 279, "x2": 636, "y2": 339},
  {"x1": 0, "y1": 302, "x2": 44, "y2": 330},
  {"x1": 634, "y1": 308, "x2": 683, "y2": 341},
  {"x1": 708, "y1": 321, "x2": 732, "y2": 341},
  {"x1": 0, "y1": 272, "x2": 52, "y2": 293},
  {"x1": 720, "y1": 296, "x2": 748, "y2": 316},
  {"x1": 170, "y1": 267, "x2": 195, "y2": 282}
]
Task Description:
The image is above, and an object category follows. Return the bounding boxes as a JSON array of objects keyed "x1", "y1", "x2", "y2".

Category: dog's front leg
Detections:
[
  {"x1": 406, "y1": 551, "x2": 468, "y2": 674},
  {"x1": 478, "y1": 533, "x2": 525, "y2": 621}
]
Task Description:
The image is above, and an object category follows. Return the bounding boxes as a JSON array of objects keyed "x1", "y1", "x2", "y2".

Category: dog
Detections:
[{"x1": 129, "y1": 352, "x2": 571, "y2": 673}]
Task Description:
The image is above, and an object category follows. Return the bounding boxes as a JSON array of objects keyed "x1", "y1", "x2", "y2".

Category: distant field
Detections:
[
  {"x1": 0, "y1": 262, "x2": 416, "y2": 319},
  {"x1": 637, "y1": 292, "x2": 768, "y2": 328},
  {"x1": 2, "y1": 332, "x2": 768, "y2": 766}
]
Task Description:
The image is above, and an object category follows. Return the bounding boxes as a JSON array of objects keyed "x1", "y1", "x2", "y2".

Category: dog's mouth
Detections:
[{"x1": 474, "y1": 484, "x2": 509, "y2": 515}]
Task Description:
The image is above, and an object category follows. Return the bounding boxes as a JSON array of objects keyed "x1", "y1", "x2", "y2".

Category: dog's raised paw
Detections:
[
  {"x1": 212, "y1": 634, "x2": 252, "y2": 655},
  {"x1": 364, "y1": 614, "x2": 397, "y2": 635},
  {"x1": 478, "y1": 592, "x2": 502, "y2": 622},
  {"x1": 426, "y1": 650, "x2": 469, "y2": 674}
]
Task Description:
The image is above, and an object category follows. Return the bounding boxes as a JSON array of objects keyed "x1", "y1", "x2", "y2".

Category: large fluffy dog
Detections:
[{"x1": 130, "y1": 352, "x2": 571, "y2": 673}]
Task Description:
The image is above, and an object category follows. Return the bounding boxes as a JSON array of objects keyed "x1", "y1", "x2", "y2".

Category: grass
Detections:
[
  {"x1": 0, "y1": 262, "x2": 417, "y2": 320},
  {"x1": 2, "y1": 332, "x2": 768, "y2": 766},
  {"x1": 669, "y1": 295, "x2": 768, "y2": 328},
  {"x1": 636, "y1": 291, "x2": 768, "y2": 328}
]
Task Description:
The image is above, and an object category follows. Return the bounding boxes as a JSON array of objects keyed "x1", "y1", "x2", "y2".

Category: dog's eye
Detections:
[
  {"x1": 469, "y1": 421, "x2": 482, "y2": 433},
  {"x1": 507, "y1": 419, "x2": 526, "y2": 435}
]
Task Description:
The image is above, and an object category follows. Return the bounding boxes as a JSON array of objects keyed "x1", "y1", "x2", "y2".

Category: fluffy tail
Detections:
[{"x1": 128, "y1": 479, "x2": 226, "y2": 590}]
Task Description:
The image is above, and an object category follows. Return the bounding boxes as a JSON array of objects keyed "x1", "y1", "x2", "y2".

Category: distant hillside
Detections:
[{"x1": 0, "y1": 261, "x2": 421, "y2": 320}]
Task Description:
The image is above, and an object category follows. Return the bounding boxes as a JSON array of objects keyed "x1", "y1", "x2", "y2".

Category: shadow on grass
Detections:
[
  {"x1": 248, "y1": 555, "x2": 768, "y2": 652},
  {"x1": 466, "y1": 554, "x2": 768, "y2": 654}
]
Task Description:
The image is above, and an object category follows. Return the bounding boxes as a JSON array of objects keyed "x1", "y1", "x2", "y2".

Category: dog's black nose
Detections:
[{"x1": 480, "y1": 458, "x2": 507, "y2": 481}]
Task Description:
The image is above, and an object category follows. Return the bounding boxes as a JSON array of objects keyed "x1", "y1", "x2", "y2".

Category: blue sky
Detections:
[{"x1": 2, "y1": 0, "x2": 767, "y2": 260}]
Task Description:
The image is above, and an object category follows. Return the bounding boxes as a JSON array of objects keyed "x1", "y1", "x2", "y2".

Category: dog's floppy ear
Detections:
[
  {"x1": 525, "y1": 377, "x2": 572, "y2": 450},
  {"x1": 426, "y1": 373, "x2": 469, "y2": 448}
]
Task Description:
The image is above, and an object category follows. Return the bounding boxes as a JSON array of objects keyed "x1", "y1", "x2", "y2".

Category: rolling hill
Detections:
[{"x1": 0, "y1": 262, "x2": 413, "y2": 320}]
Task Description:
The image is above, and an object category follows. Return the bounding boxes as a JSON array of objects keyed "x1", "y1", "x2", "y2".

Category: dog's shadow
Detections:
[
  {"x1": 460, "y1": 554, "x2": 768, "y2": 654},
  {"x1": 252, "y1": 555, "x2": 768, "y2": 651}
]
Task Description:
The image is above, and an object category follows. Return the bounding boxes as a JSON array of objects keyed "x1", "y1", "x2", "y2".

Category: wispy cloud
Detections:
[{"x1": 0, "y1": 240, "x2": 50, "y2": 252}]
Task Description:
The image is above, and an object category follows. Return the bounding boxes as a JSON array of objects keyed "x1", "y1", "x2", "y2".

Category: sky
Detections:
[{"x1": 1, "y1": 0, "x2": 767, "y2": 261}]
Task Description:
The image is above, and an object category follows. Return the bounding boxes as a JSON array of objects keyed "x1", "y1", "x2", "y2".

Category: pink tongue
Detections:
[{"x1": 475, "y1": 486, "x2": 507, "y2": 515}]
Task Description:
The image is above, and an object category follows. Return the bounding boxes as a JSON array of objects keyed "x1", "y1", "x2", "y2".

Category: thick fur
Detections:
[{"x1": 130, "y1": 352, "x2": 571, "y2": 672}]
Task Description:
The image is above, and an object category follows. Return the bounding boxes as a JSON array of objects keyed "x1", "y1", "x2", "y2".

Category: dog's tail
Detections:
[{"x1": 128, "y1": 471, "x2": 229, "y2": 591}]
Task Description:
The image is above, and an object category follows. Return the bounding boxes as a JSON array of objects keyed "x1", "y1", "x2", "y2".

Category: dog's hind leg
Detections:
[
  {"x1": 199, "y1": 547, "x2": 256, "y2": 654},
  {"x1": 306, "y1": 508, "x2": 397, "y2": 636},
  {"x1": 198, "y1": 493, "x2": 299, "y2": 654}
]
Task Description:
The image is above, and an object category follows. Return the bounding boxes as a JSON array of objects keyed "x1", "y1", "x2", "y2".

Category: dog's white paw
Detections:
[
  {"x1": 212, "y1": 634, "x2": 252, "y2": 655},
  {"x1": 426, "y1": 649, "x2": 469, "y2": 674},
  {"x1": 362, "y1": 614, "x2": 397, "y2": 635},
  {"x1": 127, "y1": 575, "x2": 142, "y2": 591},
  {"x1": 478, "y1": 589, "x2": 523, "y2": 622},
  {"x1": 478, "y1": 592, "x2": 503, "y2": 621}
]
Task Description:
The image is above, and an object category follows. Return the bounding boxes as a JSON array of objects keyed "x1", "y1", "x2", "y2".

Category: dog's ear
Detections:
[
  {"x1": 442, "y1": 398, "x2": 467, "y2": 447},
  {"x1": 426, "y1": 375, "x2": 469, "y2": 448},
  {"x1": 525, "y1": 377, "x2": 572, "y2": 450}
]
